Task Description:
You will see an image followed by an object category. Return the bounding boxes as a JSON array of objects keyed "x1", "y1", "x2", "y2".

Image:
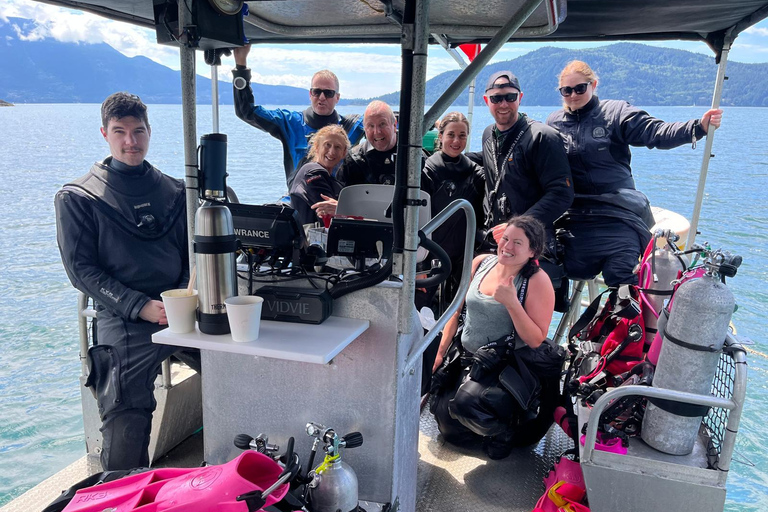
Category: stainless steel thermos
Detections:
[{"x1": 194, "y1": 200, "x2": 238, "y2": 334}]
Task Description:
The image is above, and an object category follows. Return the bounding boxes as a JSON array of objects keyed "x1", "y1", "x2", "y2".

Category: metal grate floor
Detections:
[{"x1": 416, "y1": 408, "x2": 574, "y2": 512}]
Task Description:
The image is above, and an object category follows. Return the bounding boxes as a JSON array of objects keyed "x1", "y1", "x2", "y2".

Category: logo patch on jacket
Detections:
[{"x1": 592, "y1": 126, "x2": 607, "y2": 138}]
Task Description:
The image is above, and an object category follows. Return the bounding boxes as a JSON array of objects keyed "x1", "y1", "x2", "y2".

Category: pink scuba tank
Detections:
[{"x1": 63, "y1": 450, "x2": 288, "y2": 512}]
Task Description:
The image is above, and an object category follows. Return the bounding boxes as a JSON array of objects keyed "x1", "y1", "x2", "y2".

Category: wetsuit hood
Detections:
[{"x1": 304, "y1": 106, "x2": 341, "y2": 130}]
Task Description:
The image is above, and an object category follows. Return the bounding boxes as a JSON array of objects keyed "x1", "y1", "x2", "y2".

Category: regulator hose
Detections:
[{"x1": 415, "y1": 231, "x2": 452, "y2": 289}]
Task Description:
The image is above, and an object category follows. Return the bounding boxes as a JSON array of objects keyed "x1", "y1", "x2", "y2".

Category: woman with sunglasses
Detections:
[
  {"x1": 289, "y1": 125, "x2": 350, "y2": 227},
  {"x1": 545, "y1": 60, "x2": 723, "y2": 286}
]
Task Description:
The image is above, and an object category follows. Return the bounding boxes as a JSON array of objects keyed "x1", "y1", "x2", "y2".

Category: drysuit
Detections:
[
  {"x1": 421, "y1": 151, "x2": 485, "y2": 297},
  {"x1": 289, "y1": 162, "x2": 343, "y2": 226},
  {"x1": 232, "y1": 66, "x2": 365, "y2": 189},
  {"x1": 431, "y1": 257, "x2": 565, "y2": 458},
  {"x1": 477, "y1": 114, "x2": 573, "y2": 241},
  {"x1": 54, "y1": 157, "x2": 192, "y2": 470},
  {"x1": 336, "y1": 139, "x2": 399, "y2": 186},
  {"x1": 546, "y1": 96, "x2": 705, "y2": 285}
]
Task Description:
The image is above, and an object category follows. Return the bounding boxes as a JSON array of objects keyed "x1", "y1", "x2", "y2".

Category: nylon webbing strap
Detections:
[
  {"x1": 663, "y1": 328, "x2": 721, "y2": 353},
  {"x1": 568, "y1": 290, "x2": 609, "y2": 341},
  {"x1": 639, "y1": 288, "x2": 674, "y2": 296},
  {"x1": 648, "y1": 397, "x2": 711, "y2": 417}
]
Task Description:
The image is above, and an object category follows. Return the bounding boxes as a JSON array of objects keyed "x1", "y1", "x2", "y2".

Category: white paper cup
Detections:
[
  {"x1": 160, "y1": 289, "x2": 199, "y2": 333},
  {"x1": 225, "y1": 296, "x2": 264, "y2": 342}
]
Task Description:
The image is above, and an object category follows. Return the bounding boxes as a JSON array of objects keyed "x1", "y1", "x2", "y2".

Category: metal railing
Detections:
[
  {"x1": 404, "y1": 199, "x2": 475, "y2": 375},
  {"x1": 582, "y1": 334, "x2": 747, "y2": 481}
]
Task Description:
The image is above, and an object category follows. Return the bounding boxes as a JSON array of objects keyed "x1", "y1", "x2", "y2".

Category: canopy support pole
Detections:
[
  {"x1": 394, "y1": 0, "x2": 430, "y2": 336},
  {"x1": 431, "y1": 34, "x2": 476, "y2": 147},
  {"x1": 423, "y1": 0, "x2": 543, "y2": 134},
  {"x1": 179, "y1": 1, "x2": 199, "y2": 268},
  {"x1": 211, "y1": 65, "x2": 220, "y2": 133},
  {"x1": 686, "y1": 37, "x2": 732, "y2": 249}
]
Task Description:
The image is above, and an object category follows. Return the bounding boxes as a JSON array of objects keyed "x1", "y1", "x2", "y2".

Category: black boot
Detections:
[{"x1": 482, "y1": 431, "x2": 515, "y2": 460}]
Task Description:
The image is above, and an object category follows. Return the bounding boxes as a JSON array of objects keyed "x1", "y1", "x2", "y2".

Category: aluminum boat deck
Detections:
[{"x1": 1, "y1": 407, "x2": 572, "y2": 512}]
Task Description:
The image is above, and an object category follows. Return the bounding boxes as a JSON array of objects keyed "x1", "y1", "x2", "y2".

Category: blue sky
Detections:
[{"x1": 3, "y1": 0, "x2": 768, "y2": 98}]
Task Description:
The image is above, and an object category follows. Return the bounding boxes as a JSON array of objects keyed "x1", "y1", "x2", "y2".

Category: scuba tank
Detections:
[
  {"x1": 306, "y1": 422, "x2": 364, "y2": 512},
  {"x1": 640, "y1": 230, "x2": 687, "y2": 362},
  {"x1": 641, "y1": 248, "x2": 741, "y2": 455}
]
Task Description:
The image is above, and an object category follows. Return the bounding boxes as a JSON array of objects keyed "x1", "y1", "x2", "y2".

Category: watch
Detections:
[{"x1": 233, "y1": 76, "x2": 248, "y2": 91}]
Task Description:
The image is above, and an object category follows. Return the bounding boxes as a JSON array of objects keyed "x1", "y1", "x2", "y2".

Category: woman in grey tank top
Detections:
[
  {"x1": 430, "y1": 215, "x2": 558, "y2": 459},
  {"x1": 432, "y1": 216, "x2": 556, "y2": 371}
]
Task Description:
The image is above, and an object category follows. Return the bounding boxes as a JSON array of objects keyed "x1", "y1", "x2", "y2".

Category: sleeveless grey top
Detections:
[{"x1": 461, "y1": 256, "x2": 527, "y2": 354}]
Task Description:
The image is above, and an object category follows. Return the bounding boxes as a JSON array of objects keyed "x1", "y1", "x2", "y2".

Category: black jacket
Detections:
[
  {"x1": 479, "y1": 114, "x2": 573, "y2": 230},
  {"x1": 546, "y1": 96, "x2": 705, "y2": 195},
  {"x1": 289, "y1": 162, "x2": 343, "y2": 226},
  {"x1": 54, "y1": 158, "x2": 188, "y2": 321}
]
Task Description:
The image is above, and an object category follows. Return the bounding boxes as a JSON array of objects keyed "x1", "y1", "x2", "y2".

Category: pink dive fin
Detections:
[{"x1": 63, "y1": 451, "x2": 288, "y2": 512}]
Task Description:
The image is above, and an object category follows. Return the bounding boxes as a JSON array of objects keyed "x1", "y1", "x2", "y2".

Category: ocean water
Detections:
[{"x1": 0, "y1": 103, "x2": 766, "y2": 509}]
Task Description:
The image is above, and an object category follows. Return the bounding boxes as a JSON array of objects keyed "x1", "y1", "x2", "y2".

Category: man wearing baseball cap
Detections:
[
  {"x1": 478, "y1": 70, "x2": 572, "y2": 245},
  {"x1": 476, "y1": 70, "x2": 572, "y2": 278}
]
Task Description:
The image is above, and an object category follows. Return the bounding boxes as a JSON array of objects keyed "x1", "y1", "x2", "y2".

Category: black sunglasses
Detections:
[
  {"x1": 488, "y1": 92, "x2": 519, "y2": 104},
  {"x1": 558, "y1": 82, "x2": 591, "y2": 97},
  {"x1": 310, "y1": 88, "x2": 337, "y2": 98}
]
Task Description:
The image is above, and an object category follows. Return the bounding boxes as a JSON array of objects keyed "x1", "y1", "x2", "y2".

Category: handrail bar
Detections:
[{"x1": 404, "y1": 199, "x2": 475, "y2": 375}]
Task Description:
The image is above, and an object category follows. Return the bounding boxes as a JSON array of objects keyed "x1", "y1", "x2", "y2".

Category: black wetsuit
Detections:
[
  {"x1": 289, "y1": 162, "x2": 343, "y2": 226},
  {"x1": 232, "y1": 66, "x2": 364, "y2": 189},
  {"x1": 54, "y1": 157, "x2": 191, "y2": 470},
  {"x1": 546, "y1": 96, "x2": 704, "y2": 285},
  {"x1": 421, "y1": 151, "x2": 485, "y2": 289},
  {"x1": 336, "y1": 140, "x2": 398, "y2": 186}
]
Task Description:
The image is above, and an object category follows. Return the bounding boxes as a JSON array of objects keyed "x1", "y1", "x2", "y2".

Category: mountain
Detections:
[
  {"x1": 2, "y1": 15, "x2": 767, "y2": 107},
  {"x1": 0, "y1": 17, "x2": 308, "y2": 104},
  {"x1": 374, "y1": 43, "x2": 768, "y2": 107}
]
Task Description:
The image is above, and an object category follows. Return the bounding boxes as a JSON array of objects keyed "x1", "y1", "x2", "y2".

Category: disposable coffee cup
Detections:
[
  {"x1": 225, "y1": 296, "x2": 264, "y2": 342},
  {"x1": 160, "y1": 289, "x2": 199, "y2": 334}
]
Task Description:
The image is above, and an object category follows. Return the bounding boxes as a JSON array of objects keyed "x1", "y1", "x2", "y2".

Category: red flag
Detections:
[{"x1": 459, "y1": 44, "x2": 481, "y2": 62}]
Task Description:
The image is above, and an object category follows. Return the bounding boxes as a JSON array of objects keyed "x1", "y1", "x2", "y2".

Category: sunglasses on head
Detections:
[
  {"x1": 488, "y1": 92, "x2": 519, "y2": 104},
  {"x1": 558, "y1": 82, "x2": 591, "y2": 97},
  {"x1": 310, "y1": 88, "x2": 337, "y2": 99}
]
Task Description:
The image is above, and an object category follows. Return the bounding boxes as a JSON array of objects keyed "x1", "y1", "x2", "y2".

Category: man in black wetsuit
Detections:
[
  {"x1": 232, "y1": 44, "x2": 365, "y2": 189},
  {"x1": 336, "y1": 100, "x2": 399, "y2": 186},
  {"x1": 54, "y1": 92, "x2": 195, "y2": 471}
]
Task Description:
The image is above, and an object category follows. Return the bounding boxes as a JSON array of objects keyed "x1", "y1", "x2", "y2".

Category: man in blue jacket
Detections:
[
  {"x1": 232, "y1": 44, "x2": 365, "y2": 189},
  {"x1": 55, "y1": 92, "x2": 195, "y2": 471}
]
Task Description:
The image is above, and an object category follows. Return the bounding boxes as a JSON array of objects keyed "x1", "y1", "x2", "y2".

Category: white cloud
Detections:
[{"x1": 744, "y1": 26, "x2": 768, "y2": 37}]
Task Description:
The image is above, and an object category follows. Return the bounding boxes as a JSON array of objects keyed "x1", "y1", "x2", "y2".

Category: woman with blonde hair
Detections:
[
  {"x1": 546, "y1": 60, "x2": 723, "y2": 286},
  {"x1": 289, "y1": 124, "x2": 350, "y2": 226}
]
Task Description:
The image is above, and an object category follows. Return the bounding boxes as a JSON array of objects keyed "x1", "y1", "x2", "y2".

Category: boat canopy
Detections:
[{"x1": 32, "y1": 0, "x2": 768, "y2": 54}]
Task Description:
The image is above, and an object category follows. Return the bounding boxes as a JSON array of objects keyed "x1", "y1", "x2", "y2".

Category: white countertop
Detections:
[{"x1": 152, "y1": 316, "x2": 370, "y2": 364}]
